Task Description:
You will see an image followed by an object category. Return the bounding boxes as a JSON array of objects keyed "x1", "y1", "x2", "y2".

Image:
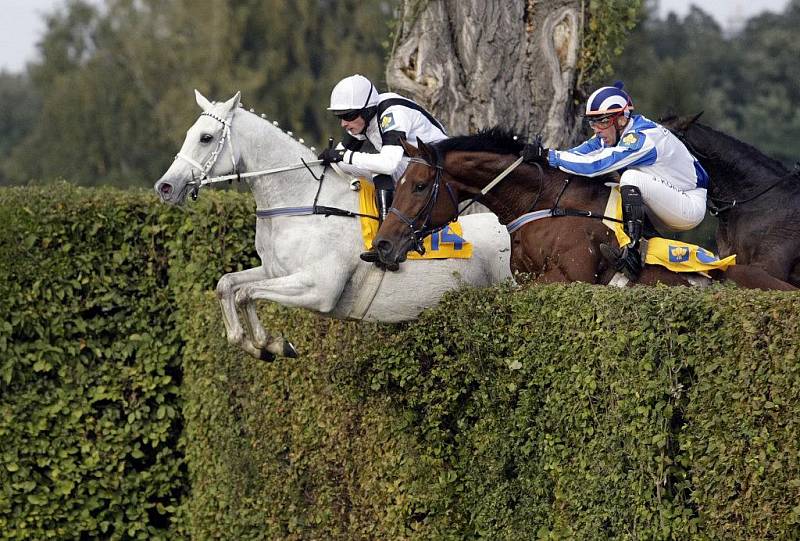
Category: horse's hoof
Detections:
[
  {"x1": 283, "y1": 341, "x2": 298, "y2": 358},
  {"x1": 259, "y1": 349, "x2": 276, "y2": 362}
]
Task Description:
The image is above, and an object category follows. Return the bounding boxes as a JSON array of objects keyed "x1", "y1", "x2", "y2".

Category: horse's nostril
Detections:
[
  {"x1": 159, "y1": 183, "x2": 173, "y2": 194},
  {"x1": 374, "y1": 239, "x2": 392, "y2": 255}
]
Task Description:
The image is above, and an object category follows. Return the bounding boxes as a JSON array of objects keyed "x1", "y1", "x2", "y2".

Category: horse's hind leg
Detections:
[{"x1": 720, "y1": 265, "x2": 797, "y2": 291}]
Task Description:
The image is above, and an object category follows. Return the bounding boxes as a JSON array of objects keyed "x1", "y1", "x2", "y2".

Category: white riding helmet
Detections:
[{"x1": 328, "y1": 74, "x2": 378, "y2": 113}]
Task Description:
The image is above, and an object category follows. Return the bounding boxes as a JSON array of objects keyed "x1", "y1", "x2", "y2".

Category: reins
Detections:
[
  {"x1": 675, "y1": 128, "x2": 800, "y2": 215},
  {"x1": 177, "y1": 110, "x2": 378, "y2": 221},
  {"x1": 706, "y1": 168, "x2": 800, "y2": 215},
  {"x1": 394, "y1": 153, "x2": 624, "y2": 241}
]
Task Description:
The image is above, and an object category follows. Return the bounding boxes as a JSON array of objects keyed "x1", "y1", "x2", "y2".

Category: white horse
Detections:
[{"x1": 155, "y1": 91, "x2": 512, "y2": 360}]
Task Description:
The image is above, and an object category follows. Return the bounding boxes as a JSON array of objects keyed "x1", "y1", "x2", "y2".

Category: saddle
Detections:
[{"x1": 602, "y1": 186, "x2": 735, "y2": 275}]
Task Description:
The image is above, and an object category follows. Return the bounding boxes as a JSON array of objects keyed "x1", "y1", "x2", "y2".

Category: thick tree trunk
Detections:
[{"x1": 387, "y1": 0, "x2": 585, "y2": 148}]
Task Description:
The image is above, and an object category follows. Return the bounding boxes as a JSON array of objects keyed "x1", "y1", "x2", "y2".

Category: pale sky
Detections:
[{"x1": 0, "y1": 0, "x2": 792, "y2": 73}]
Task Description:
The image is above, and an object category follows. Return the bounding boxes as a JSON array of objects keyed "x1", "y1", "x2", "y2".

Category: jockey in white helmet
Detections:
[
  {"x1": 319, "y1": 74, "x2": 448, "y2": 263},
  {"x1": 521, "y1": 82, "x2": 708, "y2": 281}
]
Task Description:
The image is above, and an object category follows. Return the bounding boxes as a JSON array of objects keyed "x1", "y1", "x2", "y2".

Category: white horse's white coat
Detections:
[{"x1": 155, "y1": 91, "x2": 512, "y2": 359}]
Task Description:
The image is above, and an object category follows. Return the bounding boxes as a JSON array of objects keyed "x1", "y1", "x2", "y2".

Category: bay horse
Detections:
[
  {"x1": 155, "y1": 92, "x2": 512, "y2": 361},
  {"x1": 663, "y1": 114, "x2": 800, "y2": 286},
  {"x1": 372, "y1": 128, "x2": 795, "y2": 290}
]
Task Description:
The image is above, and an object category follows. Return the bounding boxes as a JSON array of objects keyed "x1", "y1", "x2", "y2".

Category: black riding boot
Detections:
[
  {"x1": 360, "y1": 183, "x2": 394, "y2": 263},
  {"x1": 600, "y1": 185, "x2": 645, "y2": 280}
]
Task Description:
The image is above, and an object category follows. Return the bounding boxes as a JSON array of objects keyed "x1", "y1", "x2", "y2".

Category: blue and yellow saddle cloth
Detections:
[
  {"x1": 602, "y1": 186, "x2": 735, "y2": 274},
  {"x1": 358, "y1": 179, "x2": 473, "y2": 260}
]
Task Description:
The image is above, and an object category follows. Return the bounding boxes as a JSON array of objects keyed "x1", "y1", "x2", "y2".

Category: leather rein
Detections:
[
  {"x1": 389, "y1": 155, "x2": 624, "y2": 248},
  {"x1": 176, "y1": 110, "x2": 377, "y2": 221}
]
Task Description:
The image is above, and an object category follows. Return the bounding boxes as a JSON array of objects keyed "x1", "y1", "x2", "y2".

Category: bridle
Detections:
[
  {"x1": 388, "y1": 154, "x2": 528, "y2": 253},
  {"x1": 173, "y1": 108, "x2": 377, "y2": 221},
  {"x1": 175, "y1": 111, "x2": 239, "y2": 199},
  {"x1": 387, "y1": 157, "x2": 460, "y2": 254}
]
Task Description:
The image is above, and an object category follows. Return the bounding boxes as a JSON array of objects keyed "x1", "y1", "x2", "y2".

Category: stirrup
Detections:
[
  {"x1": 360, "y1": 249, "x2": 380, "y2": 263},
  {"x1": 600, "y1": 243, "x2": 642, "y2": 281},
  {"x1": 600, "y1": 243, "x2": 623, "y2": 268}
]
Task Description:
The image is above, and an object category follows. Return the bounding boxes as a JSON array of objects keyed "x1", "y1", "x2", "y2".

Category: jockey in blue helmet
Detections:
[{"x1": 522, "y1": 82, "x2": 709, "y2": 281}]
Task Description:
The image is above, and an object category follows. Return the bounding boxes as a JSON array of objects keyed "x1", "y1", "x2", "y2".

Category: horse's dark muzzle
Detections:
[{"x1": 374, "y1": 237, "x2": 409, "y2": 268}]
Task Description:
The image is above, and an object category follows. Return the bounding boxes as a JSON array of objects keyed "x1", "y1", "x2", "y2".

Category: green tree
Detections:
[
  {"x1": 612, "y1": 0, "x2": 800, "y2": 165},
  {"x1": 0, "y1": 73, "x2": 40, "y2": 184},
  {"x1": 5, "y1": 0, "x2": 395, "y2": 187}
]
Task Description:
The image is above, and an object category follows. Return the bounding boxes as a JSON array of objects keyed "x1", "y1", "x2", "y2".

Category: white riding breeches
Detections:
[{"x1": 620, "y1": 170, "x2": 706, "y2": 232}]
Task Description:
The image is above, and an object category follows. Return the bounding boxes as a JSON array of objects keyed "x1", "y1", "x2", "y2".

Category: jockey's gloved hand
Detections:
[
  {"x1": 521, "y1": 142, "x2": 549, "y2": 165},
  {"x1": 318, "y1": 148, "x2": 345, "y2": 166}
]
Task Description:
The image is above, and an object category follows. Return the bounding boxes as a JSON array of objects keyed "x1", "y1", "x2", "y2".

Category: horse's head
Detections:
[
  {"x1": 372, "y1": 138, "x2": 463, "y2": 268},
  {"x1": 155, "y1": 90, "x2": 242, "y2": 205}
]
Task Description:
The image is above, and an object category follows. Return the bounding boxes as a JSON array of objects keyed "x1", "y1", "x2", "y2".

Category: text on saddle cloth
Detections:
[
  {"x1": 602, "y1": 185, "x2": 736, "y2": 274},
  {"x1": 358, "y1": 179, "x2": 473, "y2": 260}
]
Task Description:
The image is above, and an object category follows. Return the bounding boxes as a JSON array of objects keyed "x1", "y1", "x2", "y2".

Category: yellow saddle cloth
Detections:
[
  {"x1": 358, "y1": 179, "x2": 473, "y2": 260},
  {"x1": 602, "y1": 186, "x2": 735, "y2": 274}
]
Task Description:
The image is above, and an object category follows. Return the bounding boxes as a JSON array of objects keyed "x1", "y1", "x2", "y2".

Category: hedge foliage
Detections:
[
  {"x1": 0, "y1": 184, "x2": 257, "y2": 539},
  {"x1": 2, "y1": 186, "x2": 799, "y2": 539},
  {"x1": 179, "y1": 274, "x2": 800, "y2": 539}
]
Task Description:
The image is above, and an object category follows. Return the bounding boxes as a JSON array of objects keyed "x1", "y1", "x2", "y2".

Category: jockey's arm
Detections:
[
  {"x1": 549, "y1": 132, "x2": 657, "y2": 177},
  {"x1": 341, "y1": 144, "x2": 405, "y2": 176}
]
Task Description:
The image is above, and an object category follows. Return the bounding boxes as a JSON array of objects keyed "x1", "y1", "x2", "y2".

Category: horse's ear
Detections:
[
  {"x1": 221, "y1": 91, "x2": 242, "y2": 113},
  {"x1": 400, "y1": 137, "x2": 420, "y2": 157},
  {"x1": 195, "y1": 89, "x2": 213, "y2": 112},
  {"x1": 689, "y1": 111, "x2": 704, "y2": 125},
  {"x1": 416, "y1": 138, "x2": 435, "y2": 162}
]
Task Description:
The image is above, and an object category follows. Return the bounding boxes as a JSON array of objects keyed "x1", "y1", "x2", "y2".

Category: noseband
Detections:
[{"x1": 388, "y1": 157, "x2": 460, "y2": 254}]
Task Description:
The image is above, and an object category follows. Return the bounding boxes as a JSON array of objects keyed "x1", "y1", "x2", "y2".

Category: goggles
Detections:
[
  {"x1": 587, "y1": 111, "x2": 623, "y2": 130},
  {"x1": 335, "y1": 110, "x2": 361, "y2": 122}
]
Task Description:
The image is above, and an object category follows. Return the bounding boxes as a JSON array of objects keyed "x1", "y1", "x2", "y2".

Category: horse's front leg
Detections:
[{"x1": 216, "y1": 266, "x2": 275, "y2": 359}]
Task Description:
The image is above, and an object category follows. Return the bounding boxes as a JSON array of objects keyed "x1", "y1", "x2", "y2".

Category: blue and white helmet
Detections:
[{"x1": 585, "y1": 81, "x2": 634, "y2": 117}]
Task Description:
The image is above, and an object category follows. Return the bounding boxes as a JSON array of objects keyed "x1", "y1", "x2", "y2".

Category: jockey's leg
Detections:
[
  {"x1": 600, "y1": 184, "x2": 645, "y2": 280},
  {"x1": 619, "y1": 170, "x2": 706, "y2": 232},
  {"x1": 361, "y1": 174, "x2": 395, "y2": 263}
]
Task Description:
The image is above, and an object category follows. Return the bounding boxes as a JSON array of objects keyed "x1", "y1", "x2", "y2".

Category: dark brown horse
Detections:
[
  {"x1": 372, "y1": 128, "x2": 795, "y2": 290},
  {"x1": 663, "y1": 114, "x2": 800, "y2": 286}
]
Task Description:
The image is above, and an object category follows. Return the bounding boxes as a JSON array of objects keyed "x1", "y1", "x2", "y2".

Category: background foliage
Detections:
[
  {"x1": 0, "y1": 0, "x2": 395, "y2": 187},
  {"x1": 3, "y1": 187, "x2": 798, "y2": 539},
  {"x1": 613, "y1": 0, "x2": 800, "y2": 165},
  {"x1": 2, "y1": 0, "x2": 796, "y2": 187}
]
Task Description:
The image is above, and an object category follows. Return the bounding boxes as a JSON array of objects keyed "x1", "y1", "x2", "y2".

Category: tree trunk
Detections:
[{"x1": 387, "y1": 0, "x2": 585, "y2": 148}]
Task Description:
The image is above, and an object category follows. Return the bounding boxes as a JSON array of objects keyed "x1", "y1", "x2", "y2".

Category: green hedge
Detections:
[
  {"x1": 179, "y1": 280, "x2": 800, "y2": 539},
  {"x1": 0, "y1": 185, "x2": 257, "y2": 539},
  {"x1": 2, "y1": 186, "x2": 799, "y2": 539}
]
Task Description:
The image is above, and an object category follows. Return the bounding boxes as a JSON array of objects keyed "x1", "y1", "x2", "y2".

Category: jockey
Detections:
[
  {"x1": 319, "y1": 74, "x2": 448, "y2": 263},
  {"x1": 521, "y1": 82, "x2": 708, "y2": 281}
]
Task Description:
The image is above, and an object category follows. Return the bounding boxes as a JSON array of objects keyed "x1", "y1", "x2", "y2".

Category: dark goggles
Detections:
[
  {"x1": 335, "y1": 110, "x2": 361, "y2": 122},
  {"x1": 586, "y1": 111, "x2": 623, "y2": 129}
]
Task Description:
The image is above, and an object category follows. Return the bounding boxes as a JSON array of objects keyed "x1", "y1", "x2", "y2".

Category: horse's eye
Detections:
[
  {"x1": 200, "y1": 133, "x2": 213, "y2": 144},
  {"x1": 413, "y1": 183, "x2": 427, "y2": 193}
]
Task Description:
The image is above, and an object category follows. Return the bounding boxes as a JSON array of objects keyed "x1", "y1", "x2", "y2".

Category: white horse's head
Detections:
[{"x1": 155, "y1": 90, "x2": 241, "y2": 205}]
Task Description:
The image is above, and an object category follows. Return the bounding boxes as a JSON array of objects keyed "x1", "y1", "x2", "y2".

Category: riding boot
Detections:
[
  {"x1": 600, "y1": 185, "x2": 645, "y2": 281},
  {"x1": 360, "y1": 182, "x2": 395, "y2": 263}
]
